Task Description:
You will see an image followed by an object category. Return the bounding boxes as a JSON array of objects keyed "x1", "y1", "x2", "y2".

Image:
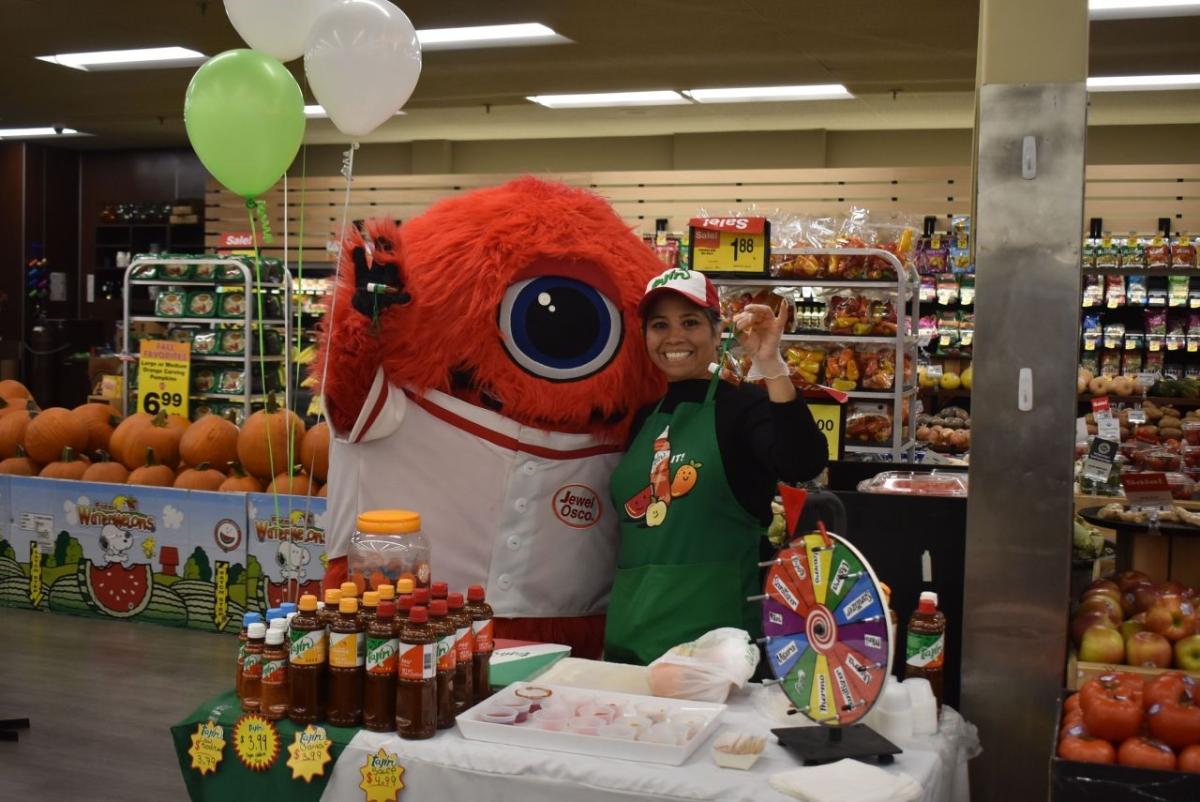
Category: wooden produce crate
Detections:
[{"x1": 1066, "y1": 648, "x2": 1200, "y2": 690}]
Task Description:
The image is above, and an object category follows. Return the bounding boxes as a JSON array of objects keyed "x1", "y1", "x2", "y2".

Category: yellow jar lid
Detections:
[{"x1": 357, "y1": 509, "x2": 422, "y2": 534}]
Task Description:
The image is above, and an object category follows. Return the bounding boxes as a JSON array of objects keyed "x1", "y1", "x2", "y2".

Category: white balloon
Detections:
[
  {"x1": 304, "y1": 0, "x2": 422, "y2": 139},
  {"x1": 224, "y1": 0, "x2": 341, "y2": 62}
]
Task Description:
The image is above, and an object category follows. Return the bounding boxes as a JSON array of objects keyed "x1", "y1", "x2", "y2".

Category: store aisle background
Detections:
[{"x1": 0, "y1": 609, "x2": 233, "y2": 800}]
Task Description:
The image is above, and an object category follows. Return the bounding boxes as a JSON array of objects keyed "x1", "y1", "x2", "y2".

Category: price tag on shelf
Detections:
[
  {"x1": 1091, "y1": 396, "x2": 1111, "y2": 416},
  {"x1": 927, "y1": 364, "x2": 944, "y2": 380},
  {"x1": 1128, "y1": 409, "x2": 1148, "y2": 425},
  {"x1": 1083, "y1": 437, "x2": 1118, "y2": 483},
  {"x1": 136, "y1": 339, "x2": 190, "y2": 419},
  {"x1": 687, "y1": 217, "x2": 769, "y2": 275},
  {"x1": 1121, "y1": 472, "x2": 1174, "y2": 511},
  {"x1": 806, "y1": 400, "x2": 843, "y2": 462},
  {"x1": 1097, "y1": 416, "x2": 1120, "y2": 442}
]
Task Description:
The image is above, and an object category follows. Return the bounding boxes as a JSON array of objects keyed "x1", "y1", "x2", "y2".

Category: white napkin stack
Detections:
[{"x1": 769, "y1": 758, "x2": 922, "y2": 802}]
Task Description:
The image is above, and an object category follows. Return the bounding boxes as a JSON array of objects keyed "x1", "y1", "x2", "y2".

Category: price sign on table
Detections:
[
  {"x1": 1121, "y1": 472, "x2": 1174, "y2": 511},
  {"x1": 137, "y1": 339, "x2": 190, "y2": 418},
  {"x1": 687, "y1": 217, "x2": 770, "y2": 276}
]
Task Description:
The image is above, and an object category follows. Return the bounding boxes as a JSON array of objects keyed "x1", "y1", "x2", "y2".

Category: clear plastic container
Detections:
[
  {"x1": 856, "y1": 470, "x2": 968, "y2": 497},
  {"x1": 349, "y1": 510, "x2": 430, "y2": 592}
]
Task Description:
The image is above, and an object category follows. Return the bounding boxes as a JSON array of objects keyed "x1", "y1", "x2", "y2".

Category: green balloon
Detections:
[{"x1": 184, "y1": 49, "x2": 305, "y2": 200}]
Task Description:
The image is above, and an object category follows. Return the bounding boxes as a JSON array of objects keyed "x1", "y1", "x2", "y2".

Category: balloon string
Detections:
[
  {"x1": 247, "y1": 207, "x2": 283, "y2": 526},
  {"x1": 282, "y1": 172, "x2": 294, "y2": 477}
]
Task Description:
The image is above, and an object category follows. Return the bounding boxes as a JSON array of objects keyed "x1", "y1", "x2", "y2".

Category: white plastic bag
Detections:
[{"x1": 647, "y1": 628, "x2": 760, "y2": 703}]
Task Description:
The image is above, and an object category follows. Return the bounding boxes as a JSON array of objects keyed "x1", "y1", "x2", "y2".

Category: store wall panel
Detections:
[
  {"x1": 452, "y1": 135, "x2": 676, "y2": 174},
  {"x1": 1088, "y1": 124, "x2": 1200, "y2": 166},
  {"x1": 826, "y1": 129, "x2": 974, "y2": 167},
  {"x1": 671, "y1": 130, "x2": 827, "y2": 169},
  {"x1": 0, "y1": 144, "x2": 25, "y2": 350}
]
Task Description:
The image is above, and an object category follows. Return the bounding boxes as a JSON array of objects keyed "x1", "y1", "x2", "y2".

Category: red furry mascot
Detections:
[{"x1": 317, "y1": 177, "x2": 666, "y2": 657}]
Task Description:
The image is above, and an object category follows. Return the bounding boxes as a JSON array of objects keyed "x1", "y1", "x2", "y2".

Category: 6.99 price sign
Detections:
[
  {"x1": 136, "y1": 339, "x2": 190, "y2": 419},
  {"x1": 687, "y1": 217, "x2": 770, "y2": 276}
]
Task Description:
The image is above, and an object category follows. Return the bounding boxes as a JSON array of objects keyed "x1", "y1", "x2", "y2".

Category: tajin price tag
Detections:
[
  {"x1": 136, "y1": 339, "x2": 190, "y2": 418},
  {"x1": 687, "y1": 217, "x2": 769, "y2": 275}
]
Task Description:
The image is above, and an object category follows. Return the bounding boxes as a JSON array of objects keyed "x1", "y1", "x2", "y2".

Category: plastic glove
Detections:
[{"x1": 734, "y1": 303, "x2": 790, "y2": 380}]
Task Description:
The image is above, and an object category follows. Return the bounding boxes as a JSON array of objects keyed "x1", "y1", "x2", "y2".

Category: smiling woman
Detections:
[{"x1": 604, "y1": 267, "x2": 829, "y2": 666}]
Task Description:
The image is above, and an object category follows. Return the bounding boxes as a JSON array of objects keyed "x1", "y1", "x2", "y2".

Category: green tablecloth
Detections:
[{"x1": 171, "y1": 690, "x2": 360, "y2": 802}]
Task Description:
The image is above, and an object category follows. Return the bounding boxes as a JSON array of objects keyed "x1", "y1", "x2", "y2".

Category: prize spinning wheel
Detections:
[{"x1": 762, "y1": 529, "x2": 892, "y2": 727}]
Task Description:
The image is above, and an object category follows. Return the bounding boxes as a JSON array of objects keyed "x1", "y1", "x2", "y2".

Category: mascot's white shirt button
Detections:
[
  {"x1": 506, "y1": 535, "x2": 521, "y2": 551},
  {"x1": 497, "y1": 574, "x2": 513, "y2": 591},
  {"x1": 521, "y1": 462, "x2": 537, "y2": 476},
  {"x1": 514, "y1": 498, "x2": 528, "y2": 512}
]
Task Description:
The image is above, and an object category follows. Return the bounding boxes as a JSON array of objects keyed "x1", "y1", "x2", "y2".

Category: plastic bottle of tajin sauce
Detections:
[
  {"x1": 395, "y1": 577, "x2": 415, "y2": 598},
  {"x1": 288, "y1": 593, "x2": 326, "y2": 725},
  {"x1": 431, "y1": 581, "x2": 448, "y2": 603},
  {"x1": 321, "y1": 589, "x2": 342, "y2": 630},
  {"x1": 260, "y1": 627, "x2": 290, "y2": 721},
  {"x1": 397, "y1": 595, "x2": 414, "y2": 622},
  {"x1": 327, "y1": 597, "x2": 364, "y2": 727},
  {"x1": 464, "y1": 585, "x2": 494, "y2": 705},
  {"x1": 412, "y1": 587, "x2": 430, "y2": 609},
  {"x1": 236, "y1": 612, "x2": 263, "y2": 703},
  {"x1": 359, "y1": 591, "x2": 380, "y2": 630},
  {"x1": 429, "y1": 600, "x2": 457, "y2": 729},
  {"x1": 904, "y1": 591, "x2": 946, "y2": 711},
  {"x1": 396, "y1": 606, "x2": 437, "y2": 740},
  {"x1": 447, "y1": 592, "x2": 474, "y2": 715},
  {"x1": 240, "y1": 622, "x2": 267, "y2": 712},
  {"x1": 363, "y1": 600, "x2": 399, "y2": 732}
]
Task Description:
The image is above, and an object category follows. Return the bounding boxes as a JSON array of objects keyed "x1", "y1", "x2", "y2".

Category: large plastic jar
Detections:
[{"x1": 349, "y1": 510, "x2": 430, "y2": 592}]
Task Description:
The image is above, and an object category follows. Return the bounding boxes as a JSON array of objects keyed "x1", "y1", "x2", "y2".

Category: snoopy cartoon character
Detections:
[
  {"x1": 276, "y1": 541, "x2": 310, "y2": 582},
  {"x1": 98, "y1": 524, "x2": 134, "y2": 564}
]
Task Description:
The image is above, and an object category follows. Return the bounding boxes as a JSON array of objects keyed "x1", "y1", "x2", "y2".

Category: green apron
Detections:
[{"x1": 605, "y1": 371, "x2": 765, "y2": 665}]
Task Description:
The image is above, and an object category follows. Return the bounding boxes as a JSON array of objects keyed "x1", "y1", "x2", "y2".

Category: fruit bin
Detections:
[
  {"x1": 1066, "y1": 649, "x2": 1200, "y2": 690},
  {"x1": 1051, "y1": 690, "x2": 1200, "y2": 802}
]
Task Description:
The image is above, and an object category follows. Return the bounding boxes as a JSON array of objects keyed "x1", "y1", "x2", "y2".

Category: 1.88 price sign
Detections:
[{"x1": 136, "y1": 340, "x2": 191, "y2": 419}]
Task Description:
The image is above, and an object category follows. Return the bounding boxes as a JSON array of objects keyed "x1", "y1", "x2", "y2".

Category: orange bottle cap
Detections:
[
  {"x1": 339, "y1": 582, "x2": 359, "y2": 598},
  {"x1": 324, "y1": 589, "x2": 342, "y2": 606},
  {"x1": 356, "y1": 509, "x2": 421, "y2": 534},
  {"x1": 299, "y1": 594, "x2": 318, "y2": 612},
  {"x1": 339, "y1": 597, "x2": 359, "y2": 614},
  {"x1": 395, "y1": 578, "x2": 415, "y2": 594},
  {"x1": 363, "y1": 591, "x2": 380, "y2": 607}
]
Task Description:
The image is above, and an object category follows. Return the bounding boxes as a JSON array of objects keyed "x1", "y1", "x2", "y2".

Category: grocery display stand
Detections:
[
  {"x1": 712, "y1": 247, "x2": 920, "y2": 461},
  {"x1": 121, "y1": 256, "x2": 293, "y2": 420}
]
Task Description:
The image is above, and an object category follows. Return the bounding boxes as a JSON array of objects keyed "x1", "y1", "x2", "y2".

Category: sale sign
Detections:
[
  {"x1": 137, "y1": 339, "x2": 190, "y2": 418},
  {"x1": 687, "y1": 216, "x2": 770, "y2": 276},
  {"x1": 1121, "y1": 472, "x2": 1174, "y2": 510}
]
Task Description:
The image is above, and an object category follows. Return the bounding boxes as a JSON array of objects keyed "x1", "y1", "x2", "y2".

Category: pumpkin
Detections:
[
  {"x1": 0, "y1": 397, "x2": 34, "y2": 417},
  {"x1": 300, "y1": 422, "x2": 330, "y2": 482},
  {"x1": 109, "y1": 413, "x2": 151, "y2": 467},
  {"x1": 127, "y1": 447, "x2": 176, "y2": 487},
  {"x1": 266, "y1": 468, "x2": 315, "y2": 496},
  {"x1": 71, "y1": 402, "x2": 122, "y2": 457},
  {"x1": 0, "y1": 410, "x2": 34, "y2": 459},
  {"x1": 0, "y1": 379, "x2": 32, "y2": 400},
  {"x1": 39, "y1": 446, "x2": 90, "y2": 480},
  {"x1": 120, "y1": 411, "x2": 182, "y2": 470},
  {"x1": 80, "y1": 450, "x2": 129, "y2": 485},
  {"x1": 174, "y1": 462, "x2": 226, "y2": 492},
  {"x1": 316, "y1": 483, "x2": 328, "y2": 498},
  {"x1": 180, "y1": 415, "x2": 239, "y2": 470},
  {"x1": 0, "y1": 445, "x2": 39, "y2": 476},
  {"x1": 218, "y1": 461, "x2": 264, "y2": 493},
  {"x1": 166, "y1": 414, "x2": 191, "y2": 435},
  {"x1": 237, "y1": 394, "x2": 305, "y2": 481},
  {"x1": 24, "y1": 407, "x2": 88, "y2": 465}
]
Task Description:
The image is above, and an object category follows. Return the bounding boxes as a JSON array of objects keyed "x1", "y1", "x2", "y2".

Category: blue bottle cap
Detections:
[
  {"x1": 280, "y1": 602, "x2": 298, "y2": 614},
  {"x1": 242, "y1": 612, "x2": 262, "y2": 627},
  {"x1": 265, "y1": 608, "x2": 284, "y2": 621}
]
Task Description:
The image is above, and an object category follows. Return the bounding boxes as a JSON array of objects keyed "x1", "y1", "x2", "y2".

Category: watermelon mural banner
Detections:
[
  {"x1": 0, "y1": 477, "x2": 250, "y2": 633},
  {"x1": 245, "y1": 494, "x2": 327, "y2": 614}
]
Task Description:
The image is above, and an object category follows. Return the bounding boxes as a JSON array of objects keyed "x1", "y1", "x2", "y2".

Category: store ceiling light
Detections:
[
  {"x1": 417, "y1": 22, "x2": 569, "y2": 51},
  {"x1": 0, "y1": 127, "x2": 81, "y2": 139},
  {"x1": 305, "y1": 105, "x2": 405, "y2": 118},
  {"x1": 527, "y1": 90, "x2": 689, "y2": 109},
  {"x1": 1089, "y1": 0, "x2": 1200, "y2": 20},
  {"x1": 683, "y1": 84, "x2": 853, "y2": 103},
  {"x1": 35, "y1": 46, "x2": 206, "y2": 71},
  {"x1": 1087, "y1": 73, "x2": 1200, "y2": 91}
]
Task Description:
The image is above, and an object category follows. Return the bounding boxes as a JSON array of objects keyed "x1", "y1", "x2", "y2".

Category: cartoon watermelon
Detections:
[
  {"x1": 81, "y1": 559, "x2": 153, "y2": 618},
  {"x1": 623, "y1": 484, "x2": 653, "y2": 520}
]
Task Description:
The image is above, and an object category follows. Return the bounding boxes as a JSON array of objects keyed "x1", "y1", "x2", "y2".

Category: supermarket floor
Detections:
[{"x1": 0, "y1": 608, "x2": 233, "y2": 801}]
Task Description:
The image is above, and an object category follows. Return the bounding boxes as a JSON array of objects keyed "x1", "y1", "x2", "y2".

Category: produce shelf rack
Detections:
[{"x1": 121, "y1": 256, "x2": 294, "y2": 421}]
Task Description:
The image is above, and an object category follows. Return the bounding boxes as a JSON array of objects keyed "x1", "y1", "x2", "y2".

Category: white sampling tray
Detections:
[{"x1": 455, "y1": 681, "x2": 726, "y2": 766}]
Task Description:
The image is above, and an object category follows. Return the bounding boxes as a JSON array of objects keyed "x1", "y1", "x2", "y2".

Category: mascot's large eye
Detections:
[{"x1": 499, "y1": 276, "x2": 623, "y2": 381}]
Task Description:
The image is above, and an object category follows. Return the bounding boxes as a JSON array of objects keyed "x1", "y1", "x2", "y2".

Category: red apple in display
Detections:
[
  {"x1": 1147, "y1": 596, "x2": 1198, "y2": 642},
  {"x1": 1122, "y1": 582, "x2": 1155, "y2": 616},
  {"x1": 1133, "y1": 611, "x2": 1149, "y2": 625},
  {"x1": 1114, "y1": 570, "x2": 1153, "y2": 594},
  {"x1": 1128, "y1": 631, "x2": 1174, "y2": 668},
  {"x1": 1133, "y1": 583, "x2": 1167, "y2": 615},
  {"x1": 1079, "y1": 625, "x2": 1127, "y2": 664},
  {"x1": 1120, "y1": 619, "x2": 1147, "y2": 642},
  {"x1": 1078, "y1": 595, "x2": 1124, "y2": 626},
  {"x1": 1072, "y1": 610, "x2": 1118, "y2": 648},
  {"x1": 1083, "y1": 581, "x2": 1124, "y2": 609},
  {"x1": 1175, "y1": 634, "x2": 1200, "y2": 671},
  {"x1": 1159, "y1": 581, "x2": 1189, "y2": 597}
]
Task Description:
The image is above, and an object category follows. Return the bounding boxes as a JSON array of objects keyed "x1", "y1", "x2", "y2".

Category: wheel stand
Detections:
[{"x1": 772, "y1": 724, "x2": 900, "y2": 765}]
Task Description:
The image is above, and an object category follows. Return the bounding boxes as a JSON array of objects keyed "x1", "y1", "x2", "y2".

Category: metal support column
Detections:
[{"x1": 961, "y1": 2, "x2": 1088, "y2": 800}]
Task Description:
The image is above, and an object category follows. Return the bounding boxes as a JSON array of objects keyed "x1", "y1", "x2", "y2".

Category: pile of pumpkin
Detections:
[{"x1": 0, "y1": 382, "x2": 329, "y2": 494}]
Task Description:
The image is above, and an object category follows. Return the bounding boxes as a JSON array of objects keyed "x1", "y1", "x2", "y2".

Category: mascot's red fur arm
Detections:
[{"x1": 314, "y1": 176, "x2": 666, "y2": 442}]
